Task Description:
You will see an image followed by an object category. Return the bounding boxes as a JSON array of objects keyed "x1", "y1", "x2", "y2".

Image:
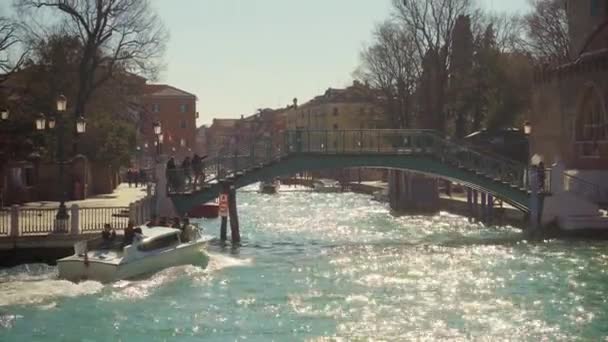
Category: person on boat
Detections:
[
  {"x1": 123, "y1": 221, "x2": 135, "y2": 247},
  {"x1": 101, "y1": 223, "x2": 116, "y2": 248},
  {"x1": 171, "y1": 217, "x2": 181, "y2": 229},
  {"x1": 180, "y1": 216, "x2": 191, "y2": 242},
  {"x1": 146, "y1": 215, "x2": 158, "y2": 227},
  {"x1": 159, "y1": 217, "x2": 168, "y2": 227}
]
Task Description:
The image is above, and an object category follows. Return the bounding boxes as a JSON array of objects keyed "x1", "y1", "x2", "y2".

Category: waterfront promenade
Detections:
[{"x1": 0, "y1": 184, "x2": 152, "y2": 257}]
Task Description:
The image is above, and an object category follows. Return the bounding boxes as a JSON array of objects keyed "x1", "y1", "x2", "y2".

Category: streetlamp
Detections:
[
  {"x1": 523, "y1": 121, "x2": 532, "y2": 135},
  {"x1": 76, "y1": 116, "x2": 87, "y2": 134},
  {"x1": 48, "y1": 116, "x2": 56, "y2": 129},
  {"x1": 55, "y1": 94, "x2": 69, "y2": 232},
  {"x1": 1, "y1": 108, "x2": 8, "y2": 121},
  {"x1": 35, "y1": 113, "x2": 46, "y2": 131},
  {"x1": 153, "y1": 122, "x2": 162, "y2": 156}
]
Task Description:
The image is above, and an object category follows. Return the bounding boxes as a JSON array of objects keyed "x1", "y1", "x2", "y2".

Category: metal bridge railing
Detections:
[
  {"x1": 169, "y1": 129, "x2": 532, "y2": 195},
  {"x1": 563, "y1": 173, "x2": 608, "y2": 205}
]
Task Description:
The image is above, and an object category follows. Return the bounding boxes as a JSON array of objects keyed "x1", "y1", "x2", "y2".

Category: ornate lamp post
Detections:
[
  {"x1": 153, "y1": 121, "x2": 162, "y2": 157},
  {"x1": 34, "y1": 96, "x2": 86, "y2": 232},
  {"x1": 54, "y1": 95, "x2": 70, "y2": 231}
]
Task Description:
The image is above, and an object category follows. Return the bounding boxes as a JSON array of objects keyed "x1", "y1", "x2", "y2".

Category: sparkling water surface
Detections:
[{"x1": 2, "y1": 186, "x2": 608, "y2": 341}]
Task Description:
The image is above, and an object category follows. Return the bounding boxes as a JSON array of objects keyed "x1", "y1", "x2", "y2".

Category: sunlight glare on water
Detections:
[{"x1": 2, "y1": 187, "x2": 608, "y2": 341}]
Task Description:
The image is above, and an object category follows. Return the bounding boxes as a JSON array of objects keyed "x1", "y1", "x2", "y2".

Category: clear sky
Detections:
[{"x1": 151, "y1": 0, "x2": 531, "y2": 126}]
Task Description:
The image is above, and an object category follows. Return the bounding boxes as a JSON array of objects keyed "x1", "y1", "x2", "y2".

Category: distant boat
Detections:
[
  {"x1": 259, "y1": 179, "x2": 279, "y2": 194},
  {"x1": 188, "y1": 200, "x2": 219, "y2": 219},
  {"x1": 313, "y1": 179, "x2": 342, "y2": 193},
  {"x1": 57, "y1": 226, "x2": 211, "y2": 283}
]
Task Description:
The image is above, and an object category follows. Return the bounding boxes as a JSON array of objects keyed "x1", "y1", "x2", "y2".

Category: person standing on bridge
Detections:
[
  {"x1": 537, "y1": 161, "x2": 546, "y2": 192},
  {"x1": 166, "y1": 157, "x2": 177, "y2": 192}
]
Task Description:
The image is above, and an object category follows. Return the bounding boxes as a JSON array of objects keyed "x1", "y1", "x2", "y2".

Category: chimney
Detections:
[{"x1": 293, "y1": 98, "x2": 298, "y2": 109}]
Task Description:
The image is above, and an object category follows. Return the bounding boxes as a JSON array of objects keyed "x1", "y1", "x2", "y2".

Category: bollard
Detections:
[
  {"x1": 10, "y1": 205, "x2": 19, "y2": 238},
  {"x1": 70, "y1": 204, "x2": 80, "y2": 235},
  {"x1": 136, "y1": 200, "x2": 144, "y2": 225},
  {"x1": 129, "y1": 202, "x2": 137, "y2": 224}
]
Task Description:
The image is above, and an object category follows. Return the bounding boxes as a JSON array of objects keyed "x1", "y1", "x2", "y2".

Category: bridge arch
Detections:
[{"x1": 169, "y1": 153, "x2": 529, "y2": 215}]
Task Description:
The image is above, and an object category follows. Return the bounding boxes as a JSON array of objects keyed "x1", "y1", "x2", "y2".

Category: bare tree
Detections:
[
  {"x1": 15, "y1": 0, "x2": 169, "y2": 117},
  {"x1": 0, "y1": 16, "x2": 26, "y2": 83},
  {"x1": 392, "y1": 0, "x2": 472, "y2": 131},
  {"x1": 356, "y1": 21, "x2": 420, "y2": 128},
  {"x1": 521, "y1": 0, "x2": 570, "y2": 63}
]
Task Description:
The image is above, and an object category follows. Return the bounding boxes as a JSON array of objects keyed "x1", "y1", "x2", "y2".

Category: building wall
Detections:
[
  {"x1": 532, "y1": 57, "x2": 608, "y2": 170},
  {"x1": 141, "y1": 95, "x2": 197, "y2": 160},
  {"x1": 566, "y1": 0, "x2": 608, "y2": 55}
]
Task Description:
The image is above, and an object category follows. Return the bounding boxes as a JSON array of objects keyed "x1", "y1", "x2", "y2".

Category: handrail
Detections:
[
  {"x1": 167, "y1": 129, "x2": 533, "y2": 200},
  {"x1": 563, "y1": 172, "x2": 608, "y2": 204}
]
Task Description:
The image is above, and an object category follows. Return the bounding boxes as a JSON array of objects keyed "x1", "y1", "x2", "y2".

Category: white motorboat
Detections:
[
  {"x1": 313, "y1": 179, "x2": 342, "y2": 193},
  {"x1": 57, "y1": 226, "x2": 211, "y2": 283},
  {"x1": 259, "y1": 179, "x2": 280, "y2": 194}
]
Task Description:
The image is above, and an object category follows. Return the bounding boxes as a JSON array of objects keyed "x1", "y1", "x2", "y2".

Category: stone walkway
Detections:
[{"x1": 19, "y1": 183, "x2": 149, "y2": 209}]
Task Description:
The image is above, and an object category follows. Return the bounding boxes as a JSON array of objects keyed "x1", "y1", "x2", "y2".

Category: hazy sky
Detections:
[{"x1": 152, "y1": 0, "x2": 531, "y2": 126}]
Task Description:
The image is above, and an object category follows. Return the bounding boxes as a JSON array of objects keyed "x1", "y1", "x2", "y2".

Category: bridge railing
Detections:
[
  {"x1": 563, "y1": 173, "x2": 608, "y2": 205},
  {"x1": 170, "y1": 129, "x2": 532, "y2": 195}
]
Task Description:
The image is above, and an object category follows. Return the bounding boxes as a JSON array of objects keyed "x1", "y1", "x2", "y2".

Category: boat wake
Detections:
[
  {"x1": 0, "y1": 264, "x2": 103, "y2": 307},
  {"x1": 0, "y1": 250, "x2": 253, "y2": 307}
]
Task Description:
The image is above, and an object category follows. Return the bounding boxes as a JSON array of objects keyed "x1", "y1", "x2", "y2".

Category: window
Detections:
[
  {"x1": 590, "y1": 0, "x2": 600, "y2": 16},
  {"x1": 359, "y1": 107, "x2": 366, "y2": 116},
  {"x1": 152, "y1": 104, "x2": 160, "y2": 113},
  {"x1": 180, "y1": 120, "x2": 187, "y2": 129},
  {"x1": 180, "y1": 138, "x2": 187, "y2": 147},
  {"x1": 333, "y1": 124, "x2": 338, "y2": 130},
  {"x1": 180, "y1": 104, "x2": 189, "y2": 113},
  {"x1": 591, "y1": 0, "x2": 608, "y2": 17},
  {"x1": 138, "y1": 233, "x2": 179, "y2": 251},
  {"x1": 575, "y1": 85, "x2": 607, "y2": 157},
  {"x1": 333, "y1": 108, "x2": 339, "y2": 116}
]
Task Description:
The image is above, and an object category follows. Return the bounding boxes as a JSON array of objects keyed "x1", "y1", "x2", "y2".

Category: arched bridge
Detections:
[{"x1": 168, "y1": 130, "x2": 532, "y2": 215}]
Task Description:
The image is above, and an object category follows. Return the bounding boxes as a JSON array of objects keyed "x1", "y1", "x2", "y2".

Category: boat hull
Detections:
[
  {"x1": 57, "y1": 240, "x2": 209, "y2": 283},
  {"x1": 189, "y1": 203, "x2": 219, "y2": 219}
]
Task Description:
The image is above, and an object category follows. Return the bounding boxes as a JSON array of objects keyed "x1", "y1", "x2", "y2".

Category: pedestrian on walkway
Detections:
[
  {"x1": 127, "y1": 169, "x2": 133, "y2": 188},
  {"x1": 134, "y1": 169, "x2": 140, "y2": 188},
  {"x1": 139, "y1": 169, "x2": 146, "y2": 186}
]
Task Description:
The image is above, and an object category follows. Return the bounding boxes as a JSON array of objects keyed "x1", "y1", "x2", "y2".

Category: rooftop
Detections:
[{"x1": 143, "y1": 84, "x2": 197, "y2": 99}]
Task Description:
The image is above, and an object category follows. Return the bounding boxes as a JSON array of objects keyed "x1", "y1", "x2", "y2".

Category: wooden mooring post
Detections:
[
  {"x1": 219, "y1": 182, "x2": 229, "y2": 243},
  {"x1": 228, "y1": 184, "x2": 241, "y2": 245}
]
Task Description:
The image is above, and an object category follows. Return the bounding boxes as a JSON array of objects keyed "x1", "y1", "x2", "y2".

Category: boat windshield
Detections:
[{"x1": 137, "y1": 233, "x2": 180, "y2": 252}]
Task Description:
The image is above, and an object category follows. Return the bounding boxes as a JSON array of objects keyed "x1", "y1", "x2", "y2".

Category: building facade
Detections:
[
  {"x1": 140, "y1": 84, "x2": 198, "y2": 165},
  {"x1": 286, "y1": 81, "x2": 388, "y2": 133},
  {"x1": 532, "y1": 0, "x2": 608, "y2": 193}
]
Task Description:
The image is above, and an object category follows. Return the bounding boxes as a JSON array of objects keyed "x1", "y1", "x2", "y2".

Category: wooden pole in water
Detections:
[
  {"x1": 220, "y1": 182, "x2": 228, "y2": 242},
  {"x1": 473, "y1": 190, "x2": 479, "y2": 221},
  {"x1": 228, "y1": 184, "x2": 241, "y2": 244}
]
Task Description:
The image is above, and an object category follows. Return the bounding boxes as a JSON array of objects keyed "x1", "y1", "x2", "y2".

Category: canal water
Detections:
[{"x1": 2, "y1": 186, "x2": 608, "y2": 341}]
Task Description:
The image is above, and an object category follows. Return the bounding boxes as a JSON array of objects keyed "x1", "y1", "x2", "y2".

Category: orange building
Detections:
[{"x1": 140, "y1": 84, "x2": 198, "y2": 164}]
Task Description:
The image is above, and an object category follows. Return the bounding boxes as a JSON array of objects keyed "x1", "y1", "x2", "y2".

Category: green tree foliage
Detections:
[{"x1": 81, "y1": 111, "x2": 136, "y2": 167}]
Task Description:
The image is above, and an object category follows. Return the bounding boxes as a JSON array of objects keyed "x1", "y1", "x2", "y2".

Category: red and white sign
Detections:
[{"x1": 219, "y1": 194, "x2": 229, "y2": 217}]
